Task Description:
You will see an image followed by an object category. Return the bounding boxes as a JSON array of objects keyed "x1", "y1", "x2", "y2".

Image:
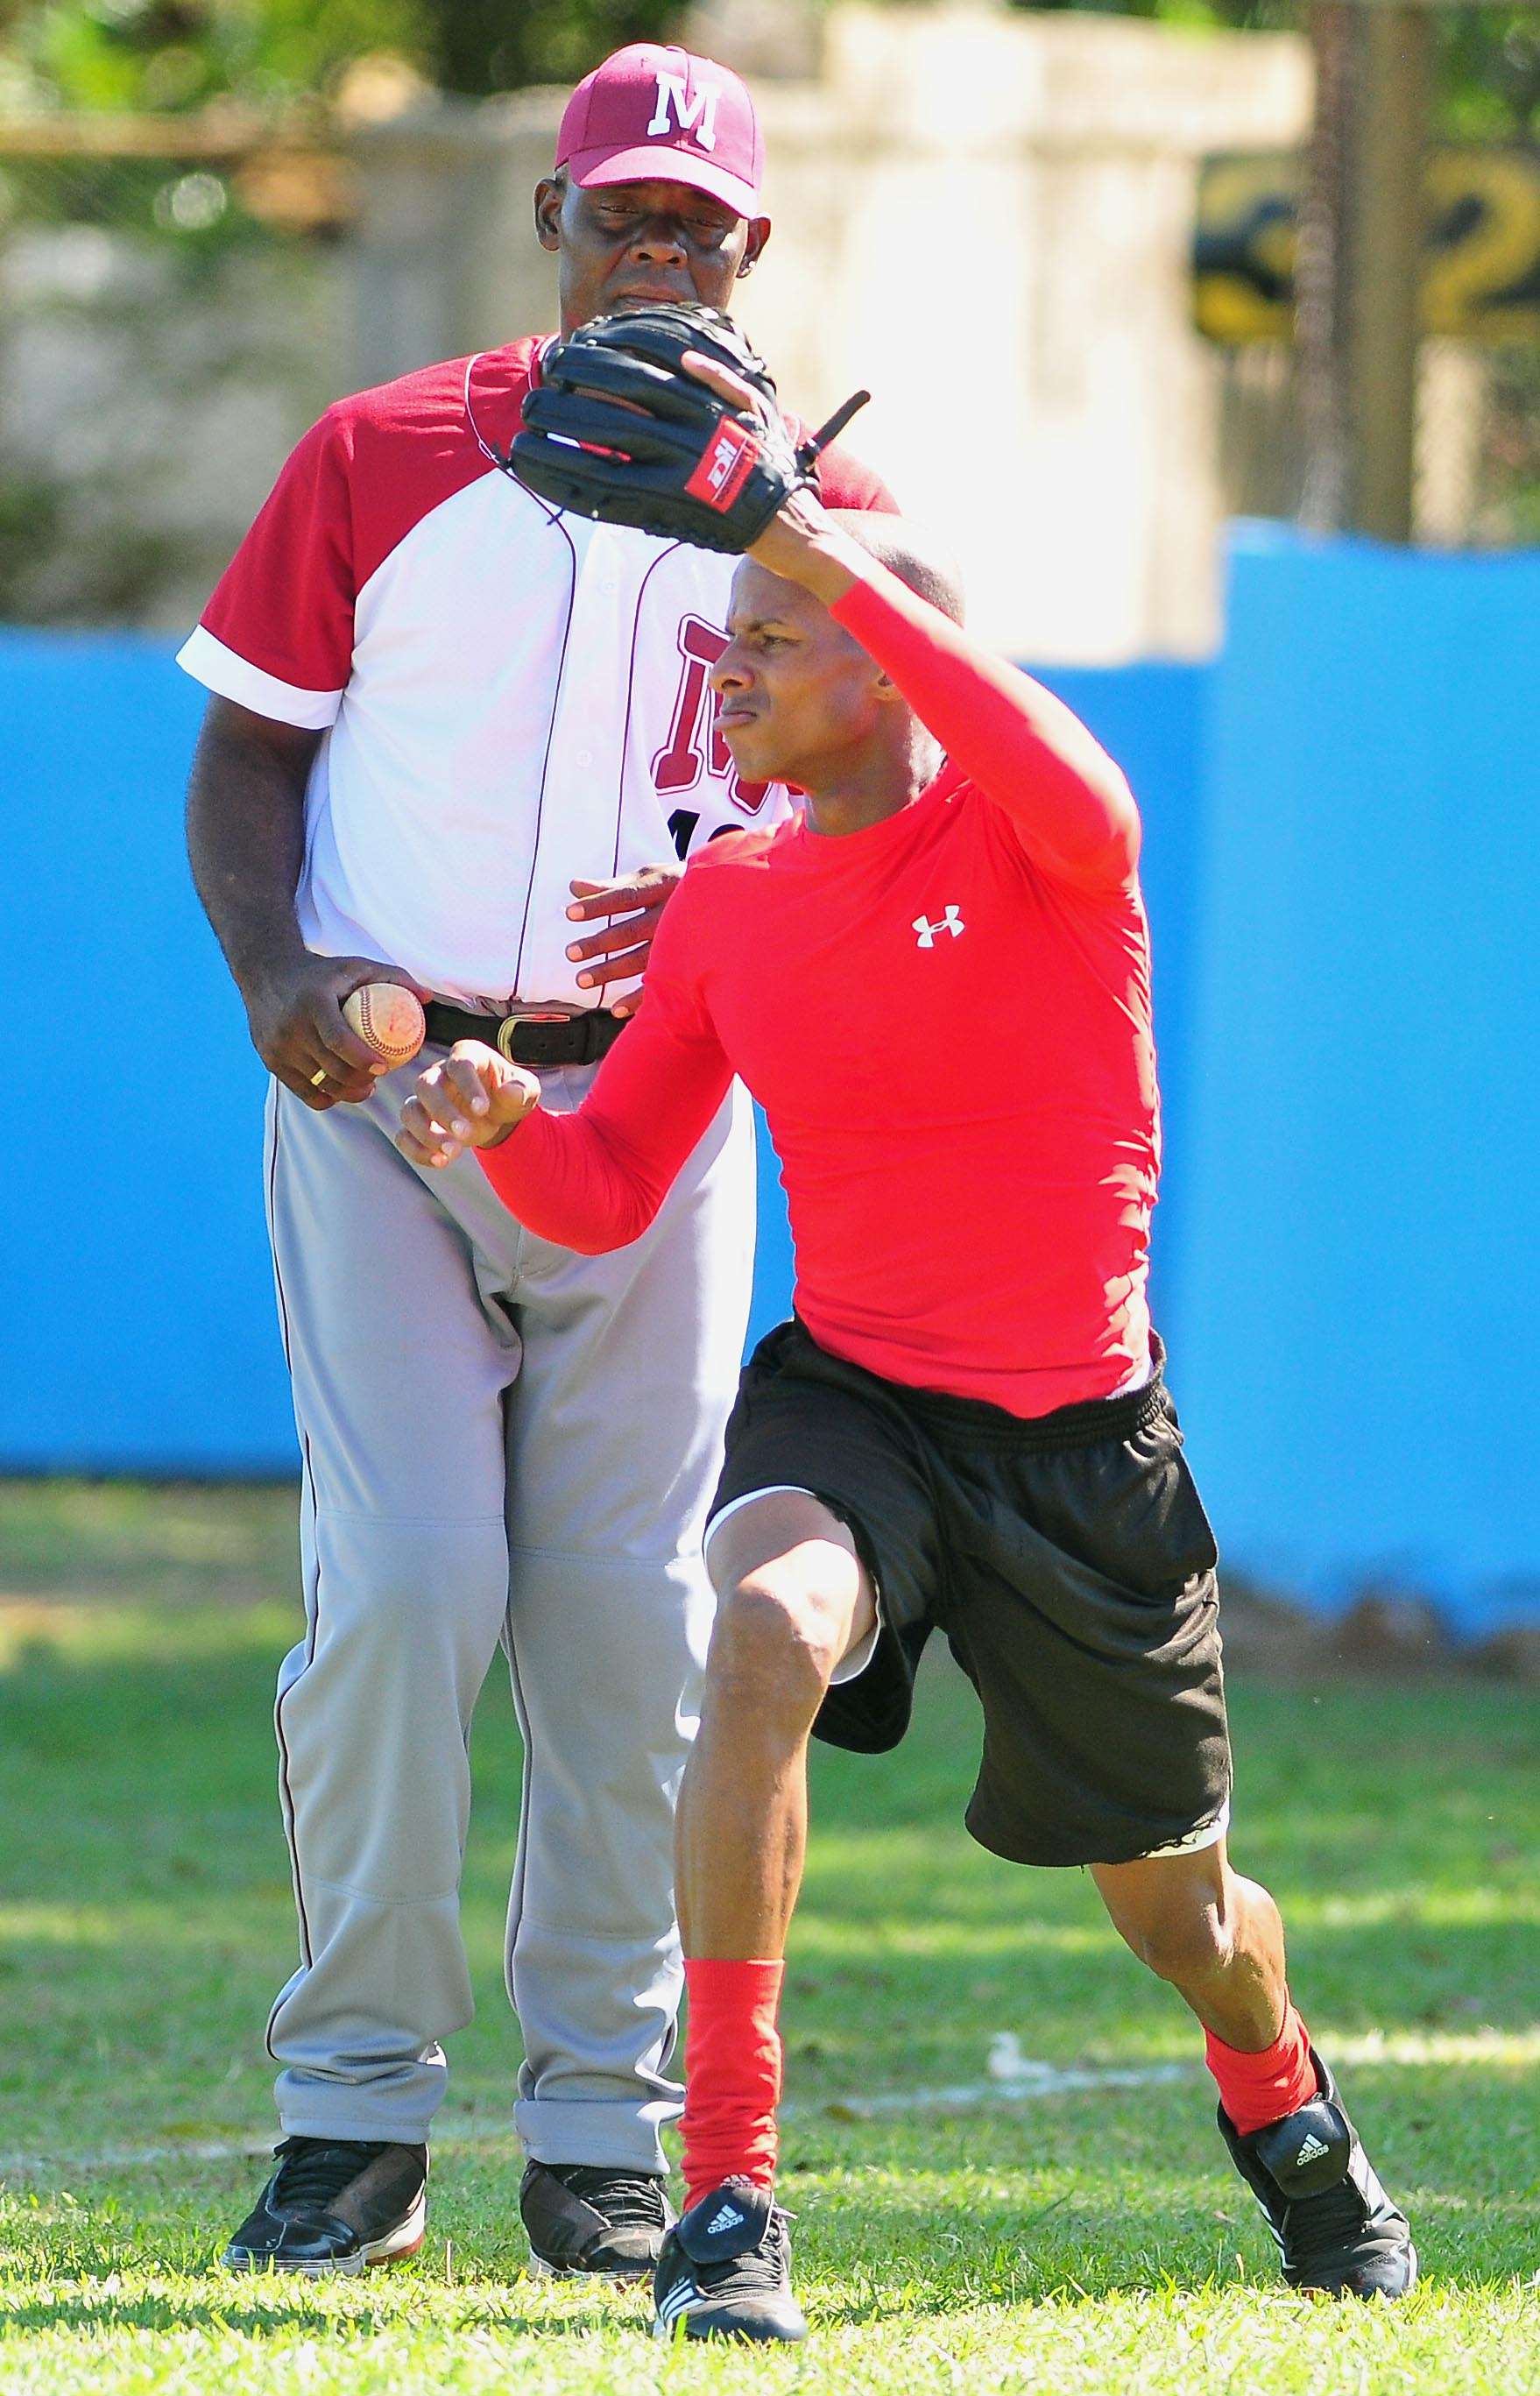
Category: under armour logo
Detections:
[
  {"x1": 648, "y1": 70, "x2": 719, "y2": 151},
  {"x1": 914, "y1": 906, "x2": 964, "y2": 948}
]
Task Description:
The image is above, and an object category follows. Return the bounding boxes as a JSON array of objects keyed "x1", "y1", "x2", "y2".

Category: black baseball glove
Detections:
[{"x1": 507, "y1": 304, "x2": 869, "y2": 555}]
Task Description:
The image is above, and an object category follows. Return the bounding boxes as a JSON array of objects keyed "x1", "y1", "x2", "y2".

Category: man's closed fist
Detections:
[{"x1": 397, "y1": 1042, "x2": 541, "y2": 1169}]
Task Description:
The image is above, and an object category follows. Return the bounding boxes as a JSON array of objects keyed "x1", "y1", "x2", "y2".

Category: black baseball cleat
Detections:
[
  {"x1": 223, "y1": 2136, "x2": 427, "y2": 2275},
  {"x1": 520, "y1": 2160, "x2": 673, "y2": 2278},
  {"x1": 652, "y1": 2177, "x2": 807, "y2": 2343},
  {"x1": 1219, "y1": 2047, "x2": 1416, "y2": 2298}
]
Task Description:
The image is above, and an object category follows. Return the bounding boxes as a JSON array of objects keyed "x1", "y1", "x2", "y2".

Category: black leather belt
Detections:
[{"x1": 422, "y1": 1001, "x2": 626, "y2": 1070}]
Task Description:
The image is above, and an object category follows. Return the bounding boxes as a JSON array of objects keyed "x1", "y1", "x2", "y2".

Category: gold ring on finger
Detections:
[{"x1": 308, "y1": 1068, "x2": 328, "y2": 1089}]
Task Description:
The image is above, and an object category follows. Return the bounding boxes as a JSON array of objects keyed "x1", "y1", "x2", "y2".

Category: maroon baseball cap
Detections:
[{"x1": 556, "y1": 43, "x2": 764, "y2": 221}]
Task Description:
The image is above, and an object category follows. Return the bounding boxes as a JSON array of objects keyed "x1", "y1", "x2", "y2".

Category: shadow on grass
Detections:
[
  {"x1": 0, "y1": 2286, "x2": 647, "y2": 2339},
  {"x1": 4, "y1": 2117, "x2": 1524, "y2": 2336},
  {"x1": 0, "y1": 2235, "x2": 1270, "y2": 2341}
]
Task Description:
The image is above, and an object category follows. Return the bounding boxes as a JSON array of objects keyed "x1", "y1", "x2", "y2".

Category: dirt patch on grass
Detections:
[
  {"x1": 1222, "y1": 1576, "x2": 1540, "y2": 1687},
  {"x1": 0, "y1": 1482, "x2": 298, "y2": 1609}
]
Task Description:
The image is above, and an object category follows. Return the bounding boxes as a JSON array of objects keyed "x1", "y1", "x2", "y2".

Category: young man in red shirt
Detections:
[{"x1": 398, "y1": 483, "x2": 1416, "y2": 2339}]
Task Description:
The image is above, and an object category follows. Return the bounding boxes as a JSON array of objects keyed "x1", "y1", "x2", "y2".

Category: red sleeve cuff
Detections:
[
  {"x1": 828, "y1": 575, "x2": 895, "y2": 641},
  {"x1": 475, "y1": 1116, "x2": 533, "y2": 1198}
]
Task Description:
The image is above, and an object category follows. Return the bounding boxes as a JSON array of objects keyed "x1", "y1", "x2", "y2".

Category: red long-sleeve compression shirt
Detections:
[{"x1": 480, "y1": 563, "x2": 1158, "y2": 1417}]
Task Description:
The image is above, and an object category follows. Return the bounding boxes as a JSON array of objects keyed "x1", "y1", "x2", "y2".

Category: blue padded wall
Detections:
[
  {"x1": 4, "y1": 563, "x2": 1533, "y2": 1631},
  {"x1": 1169, "y1": 527, "x2": 1540, "y2": 1629},
  {"x1": 0, "y1": 631, "x2": 291, "y2": 1471}
]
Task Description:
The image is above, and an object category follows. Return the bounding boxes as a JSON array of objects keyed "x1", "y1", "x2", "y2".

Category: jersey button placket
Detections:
[{"x1": 521, "y1": 528, "x2": 634, "y2": 1001}]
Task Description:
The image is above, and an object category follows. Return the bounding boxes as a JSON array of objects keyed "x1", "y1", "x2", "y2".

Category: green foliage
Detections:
[
  {"x1": 1016, "y1": 0, "x2": 1540, "y2": 140},
  {"x1": 4, "y1": 0, "x2": 423, "y2": 114},
  {"x1": 418, "y1": 0, "x2": 676, "y2": 99},
  {"x1": 1014, "y1": 0, "x2": 1295, "y2": 29},
  {"x1": 4, "y1": 0, "x2": 1538, "y2": 149},
  {"x1": 1438, "y1": 8, "x2": 1540, "y2": 140},
  {"x1": 0, "y1": 0, "x2": 676, "y2": 113},
  {"x1": 0, "y1": 463, "x2": 189, "y2": 616}
]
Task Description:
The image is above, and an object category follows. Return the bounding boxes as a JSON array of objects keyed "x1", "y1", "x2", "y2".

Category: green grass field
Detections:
[{"x1": 2, "y1": 1483, "x2": 1536, "y2": 2393}]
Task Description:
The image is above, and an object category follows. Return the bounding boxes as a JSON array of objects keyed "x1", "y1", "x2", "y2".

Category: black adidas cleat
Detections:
[
  {"x1": 223, "y1": 2136, "x2": 427, "y2": 2275},
  {"x1": 652, "y1": 2177, "x2": 807, "y2": 2343},
  {"x1": 520, "y1": 2161, "x2": 673, "y2": 2279},
  {"x1": 1219, "y1": 2047, "x2": 1416, "y2": 2298}
]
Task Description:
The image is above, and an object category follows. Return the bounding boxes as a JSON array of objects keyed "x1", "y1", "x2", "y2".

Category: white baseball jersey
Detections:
[{"x1": 178, "y1": 339, "x2": 895, "y2": 1005}]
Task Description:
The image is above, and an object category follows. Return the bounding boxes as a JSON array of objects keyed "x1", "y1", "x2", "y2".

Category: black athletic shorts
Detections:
[{"x1": 709, "y1": 1319, "x2": 1231, "y2": 1869}]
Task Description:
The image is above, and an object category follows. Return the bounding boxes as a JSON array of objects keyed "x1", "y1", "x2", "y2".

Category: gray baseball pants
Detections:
[{"x1": 261, "y1": 1056, "x2": 754, "y2": 2170}]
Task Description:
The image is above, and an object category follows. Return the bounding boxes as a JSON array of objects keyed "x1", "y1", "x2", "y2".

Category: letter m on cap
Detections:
[{"x1": 648, "y1": 70, "x2": 719, "y2": 152}]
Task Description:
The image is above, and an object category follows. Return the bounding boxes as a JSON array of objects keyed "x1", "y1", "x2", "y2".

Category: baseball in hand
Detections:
[{"x1": 343, "y1": 982, "x2": 427, "y2": 1069}]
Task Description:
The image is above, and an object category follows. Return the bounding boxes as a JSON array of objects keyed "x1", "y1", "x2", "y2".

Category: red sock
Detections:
[
  {"x1": 681, "y1": 1957, "x2": 784, "y2": 2211},
  {"x1": 1204, "y1": 1999, "x2": 1318, "y2": 2137}
]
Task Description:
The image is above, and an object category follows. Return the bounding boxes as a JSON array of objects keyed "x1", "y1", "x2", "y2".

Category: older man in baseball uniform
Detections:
[{"x1": 181, "y1": 42, "x2": 894, "y2": 2278}]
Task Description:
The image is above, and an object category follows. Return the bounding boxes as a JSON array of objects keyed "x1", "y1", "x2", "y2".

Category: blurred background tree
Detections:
[
  {"x1": 1036, "y1": 0, "x2": 1540, "y2": 138},
  {"x1": 0, "y1": 0, "x2": 675, "y2": 115},
  {"x1": 0, "y1": 0, "x2": 1536, "y2": 135}
]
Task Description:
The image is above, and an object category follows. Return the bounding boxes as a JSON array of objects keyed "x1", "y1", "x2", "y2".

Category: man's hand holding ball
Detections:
[{"x1": 397, "y1": 1042, "x2": 540, "y2": 1170}]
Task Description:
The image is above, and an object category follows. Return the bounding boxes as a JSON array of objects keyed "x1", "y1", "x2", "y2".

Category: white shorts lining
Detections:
[
  {"x1": 703, "y1": 1485, "x2": 883, "y2": 1686},
  {"x1": 1135, "y1": 1798, "x2": 1231, "y2": 1861}
]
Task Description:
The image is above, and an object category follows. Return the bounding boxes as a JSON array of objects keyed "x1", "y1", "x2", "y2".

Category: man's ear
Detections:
[
  {"x1": 533, "y1": 177, "x2": 563, "y2": 253},
  {"x1": 736, "y1": 216, "x2": 772, "y2": 278}
]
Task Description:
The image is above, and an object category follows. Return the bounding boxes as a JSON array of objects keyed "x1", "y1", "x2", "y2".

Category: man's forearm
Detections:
[
  {"x1": 475, "y1": 984, "x2": 736, "y2": 1254},
  {"x1": 828, "y1": 569, "x2": 1140, "y2": 889},
  {"x1": 186, "y1": 699, "x2": 319, "y2": 996},
  {"x1": 752, "y1": 500, "x2": 1139, "y2": 890},
  {"x1": 478, "y1": 1106, "x2": 668, "y2": 1255}
]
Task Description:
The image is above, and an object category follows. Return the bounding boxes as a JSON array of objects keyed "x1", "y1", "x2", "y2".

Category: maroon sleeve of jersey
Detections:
[
  {"x1": 830, "y1": 572, "x2": 1141, "y2": 890},
  {"x1": 478, "y1": 880, "x2": 735, "y2": 1253},
  {"x1": 199, "y1": 406, "x2": 357, "y2": 706}
]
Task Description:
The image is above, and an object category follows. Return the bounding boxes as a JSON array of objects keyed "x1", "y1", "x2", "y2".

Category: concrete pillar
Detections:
[
  {"x1": 1347, "y1": 3, "x2": 1431, "y2": 541},
  {"x1": 345, "y1": 101, "x2": 556, "y2": 385}
]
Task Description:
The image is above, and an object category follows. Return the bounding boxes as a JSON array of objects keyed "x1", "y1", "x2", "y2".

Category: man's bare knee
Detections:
[
  {"x1": 705, "y1": 1488, "x2": 861, "y2": 1596},
  {"x1": 708, "y1": 1571, "x2": 848, "y2": 1720},
  {"x1": 703, "y1": 1490, "x2": 875, "y2": 1719}
]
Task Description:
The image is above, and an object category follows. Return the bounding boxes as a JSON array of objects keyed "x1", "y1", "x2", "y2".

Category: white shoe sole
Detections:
[
  {"x1": 526, "y1": 2247, "x2": 657, "y2": 2282},
  {"x1": 653, "y1": 2304, "x2": 807, "y2": 2343}
]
